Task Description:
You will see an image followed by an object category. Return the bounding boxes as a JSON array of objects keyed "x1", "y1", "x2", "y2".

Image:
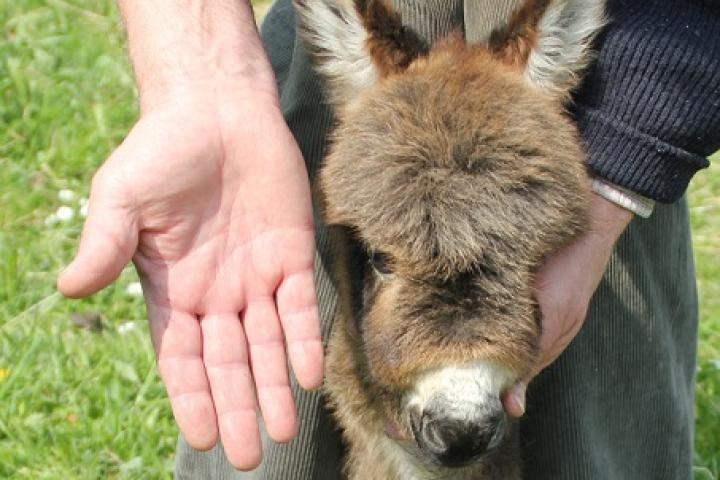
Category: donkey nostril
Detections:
[
  {"x1": 414, "y1": 409, "x2": 502, "y2": 467},
  {"x1": 420, "y1": 414, "x2": 451, "y2": 455}
]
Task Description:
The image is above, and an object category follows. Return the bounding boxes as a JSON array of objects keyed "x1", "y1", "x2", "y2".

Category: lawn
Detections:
[{"x1": 1, "y1": 1, "x2": 718, "y2": 479}]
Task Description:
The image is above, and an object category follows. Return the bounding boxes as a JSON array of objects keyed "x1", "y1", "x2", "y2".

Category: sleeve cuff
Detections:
[{"x1": 573, "y1": 105, "x2": 710, "y2": 203}]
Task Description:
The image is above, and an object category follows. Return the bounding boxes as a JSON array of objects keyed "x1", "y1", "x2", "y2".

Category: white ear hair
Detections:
[
  {"x1": 525, "y1": 0, "x2": 605, "y2": 98},
  {"x1": 294, "y1": 0, "x2": 378, "y2": 104}
]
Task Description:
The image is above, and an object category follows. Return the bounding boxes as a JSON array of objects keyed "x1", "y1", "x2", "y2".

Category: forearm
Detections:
[{"x1": 118, "y1": 0, "x2": 276, "y2": 112}]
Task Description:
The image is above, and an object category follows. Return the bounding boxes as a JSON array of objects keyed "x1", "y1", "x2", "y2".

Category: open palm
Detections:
[{"x1": 58, "y1": 95, "x2": 323, "y2": 470}]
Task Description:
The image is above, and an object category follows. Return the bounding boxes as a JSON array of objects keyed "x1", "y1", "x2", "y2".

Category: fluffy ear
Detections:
[
  {"x1": 293, "y1": 0, "x2": 428, "y2": 105},
  {"x1": 489, "y1": 0, "x2": 605, "y2": 99}
]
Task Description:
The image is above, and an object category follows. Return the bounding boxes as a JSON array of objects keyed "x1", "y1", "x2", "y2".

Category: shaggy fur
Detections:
[{"x1": 293, "y1": 0, "x2": 605, "y2": 478}]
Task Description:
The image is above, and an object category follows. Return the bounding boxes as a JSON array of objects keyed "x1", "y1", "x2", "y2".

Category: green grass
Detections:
[
  {"x1": 692, "y1": 151, "x2": 720, "y2": 479},
  {"x1": 1, "y1": 1, "x2": 175, "y2": 478},
  {"x1": 0, "y1": 1, "x2": 718, "y2": 479}
]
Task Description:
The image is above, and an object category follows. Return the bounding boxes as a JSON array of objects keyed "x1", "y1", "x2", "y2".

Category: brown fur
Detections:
[
  {"x1": 321, "y1": 39, "x2": 589, "y2": 479},
  {"x1": 294, "y1": 0, "x2": 601, "y2": 478}
]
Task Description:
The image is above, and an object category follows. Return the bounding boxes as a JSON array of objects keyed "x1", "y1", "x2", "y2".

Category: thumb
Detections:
[
  {"x1": 502, "y1": 379, "x2": 529, "y2": 418},
  {"x1": 57, "y1": 171, "x2": 139, "y2": 298}
]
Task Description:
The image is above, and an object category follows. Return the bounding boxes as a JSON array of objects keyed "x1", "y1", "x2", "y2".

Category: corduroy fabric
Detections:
[
  {"x1": 175, "y1": 1, "x2": 701, "y2": 478},
  {"x1": 395, "y1": 0, "x2": 464, "y2": 44},
  {"x1": 520, "y1": 198, "x2": 698, "y2": 479},
  {"x1": 463, "y1": 0, "x2": 525, "y2": 43},
  {"x1": 572, "y1": 0, "x2": 720, "y2": 202}
]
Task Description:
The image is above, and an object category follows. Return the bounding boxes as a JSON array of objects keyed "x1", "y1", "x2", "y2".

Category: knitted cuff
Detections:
[{"x1": 574, "y1": 106, "x2": 710, "y2": 203}]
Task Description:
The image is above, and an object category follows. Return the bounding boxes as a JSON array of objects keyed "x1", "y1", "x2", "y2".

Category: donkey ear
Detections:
[
  {"x1": 490, "y1": 0, "x2": 605, "y2": 99},
  {"x1": 293, "y1": 0, "x2": 428, "y2": 105}
]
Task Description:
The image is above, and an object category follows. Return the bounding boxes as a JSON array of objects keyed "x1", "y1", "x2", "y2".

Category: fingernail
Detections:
[{"x1": 513, "y1": 385, "x2": 527, "y2": 416}]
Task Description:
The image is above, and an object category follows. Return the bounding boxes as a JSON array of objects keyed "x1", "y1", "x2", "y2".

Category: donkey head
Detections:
[{"x1": 296, "y1": 0, "x2": 603, "y2": 468}]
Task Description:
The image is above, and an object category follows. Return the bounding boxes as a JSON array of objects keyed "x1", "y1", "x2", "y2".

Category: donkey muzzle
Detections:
[
  {"x1": 404, "y1": 361, "x2": 515, "y2": 467},
  {"x1": 410, "y1": 400, "x2": 506, "y2": 467}
]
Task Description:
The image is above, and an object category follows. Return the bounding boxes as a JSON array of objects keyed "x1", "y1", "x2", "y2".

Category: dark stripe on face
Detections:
[{"x1": 345, "y1": 233, "x2": 369, "y2": 333}]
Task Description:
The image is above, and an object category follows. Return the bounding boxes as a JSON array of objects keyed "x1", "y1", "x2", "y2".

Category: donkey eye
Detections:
[{"x1": 369, "y1": 250, "x2": 393, "y2": 276}]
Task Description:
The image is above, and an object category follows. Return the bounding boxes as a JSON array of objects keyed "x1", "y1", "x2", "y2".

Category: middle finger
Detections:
[{"x1": 201, "y1": 312, "x2": 261, "y2": 470}]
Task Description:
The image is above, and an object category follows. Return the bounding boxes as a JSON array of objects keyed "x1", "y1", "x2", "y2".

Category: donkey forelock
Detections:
[{"x1": 319, "y1": 39, "x2": 590, "y2": 279}]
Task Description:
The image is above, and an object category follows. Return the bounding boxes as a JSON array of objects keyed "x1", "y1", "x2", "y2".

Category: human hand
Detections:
[
  {"x1": 57, "y1": 90, "x2": 323, "y2": 469},
  {"x1": 502, "y1": 193, "x2": 633, "y2": 417}
]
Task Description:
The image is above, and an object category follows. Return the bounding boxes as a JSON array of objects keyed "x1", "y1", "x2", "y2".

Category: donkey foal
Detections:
[{"x1": 294, "y1": 0, "x2": 606, "y2": 478}]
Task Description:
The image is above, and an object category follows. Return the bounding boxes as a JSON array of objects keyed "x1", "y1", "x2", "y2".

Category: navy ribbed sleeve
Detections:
[{"x1": 572, "y1": 0, "x2": 720, "y2": 203}]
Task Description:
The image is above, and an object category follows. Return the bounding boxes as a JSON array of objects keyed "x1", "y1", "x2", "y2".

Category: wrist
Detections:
[
  {"x1": 135, "y1": 50, "x2": 279, "y2": 114},
  {"x1": 136, "y1": 79, "x2": 281, "y2": 125},
  {"x1": 588, "y1": 193, "x2": 633, "y2": 243},
  {"x1": 118, "y1": 0, "x2": 277, "y2": 113}
]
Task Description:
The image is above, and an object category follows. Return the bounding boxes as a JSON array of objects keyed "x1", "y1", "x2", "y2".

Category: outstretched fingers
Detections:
[
  {"x1": 151, "y1": 306, "x2": 219, "y2": 450},
  {"x1": 201, "y1": 312, "x2": 262, "y2": 470}
]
